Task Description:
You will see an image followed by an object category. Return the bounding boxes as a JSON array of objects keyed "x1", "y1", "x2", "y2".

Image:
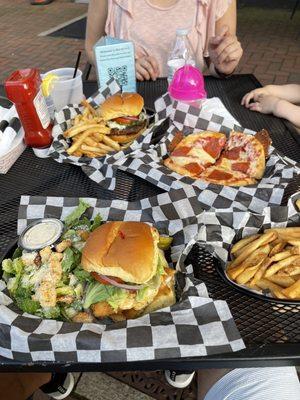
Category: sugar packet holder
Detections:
[
  {"x1": 185, "y1": 192, "x2": 300, "y2": 303},
  {"x1": 48, "y1": 78, "x2": 168, "y2": 190},
  {"x1": 102, "y1": 93, "x2": 300, "y2": 214},
  {"x1": 0, "y1": 192, "x2": 244, "y2": 362}
]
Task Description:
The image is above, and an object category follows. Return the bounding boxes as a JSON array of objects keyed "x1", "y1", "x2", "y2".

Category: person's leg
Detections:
[
  {"x1": 0, "y1": 373, "x2": 51, "y2": 400},
  {"x1": 202, "y1": 367, "x2": 300, "y2": 400}
]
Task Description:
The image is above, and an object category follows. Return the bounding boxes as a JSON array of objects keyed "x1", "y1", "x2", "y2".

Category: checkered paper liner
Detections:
[
  {"x1": 48, "y1": 78, "x2": 168, "y2": 191},
  {"x1": 0, "y1": 193, "x2": 244, "y2": 363},
  {"x1": 88, "y1": 93, "x2": 299, "y2": 213},
  {"x1": 180, "y1": 192, "x2": 300, "y2": 301}
]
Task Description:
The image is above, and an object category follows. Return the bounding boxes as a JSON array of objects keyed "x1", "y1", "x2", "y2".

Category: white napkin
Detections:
[{"x1": 201, "y1": 97, "x2": 240, "y2": 125}]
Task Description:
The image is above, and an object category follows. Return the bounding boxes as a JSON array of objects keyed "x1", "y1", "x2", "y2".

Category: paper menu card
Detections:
[{"x1": 93, "y1": 36, "x2": 137, "y2": 93}]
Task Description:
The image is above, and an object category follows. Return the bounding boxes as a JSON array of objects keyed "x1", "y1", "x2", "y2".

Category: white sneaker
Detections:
[
  {"x1": 40, "y1": 373, "x2": 75, "y2": 399},
  {"x1": 164, "y1": 370, "x2": 195, "y2": 389}
]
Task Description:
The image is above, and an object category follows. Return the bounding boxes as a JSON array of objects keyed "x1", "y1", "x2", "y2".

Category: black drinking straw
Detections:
[{"x1": 73, "y1": 51, "x2": 82, "y2": 78}]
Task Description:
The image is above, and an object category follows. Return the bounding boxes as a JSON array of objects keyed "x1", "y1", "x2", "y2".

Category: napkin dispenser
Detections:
[{"x1": 93, "y1": 36, "x2": 137, "y2": 93}]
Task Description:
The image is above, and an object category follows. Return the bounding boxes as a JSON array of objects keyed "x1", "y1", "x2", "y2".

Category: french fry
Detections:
[
  {"x1": 236, "y1": 262, "x2": 264, "y2": 284},
  {"x1": 84, "y1": 137, "x2": 99, "y2": 147},
  {"x1": 287, "y1": 239, "x2": 300, "y2": 246},
  {"x1": 295, "y1": 199, "x2": 300, "y2": 211},
  {"x1": 270, "y1": 250, "x2": 292, "y2": 262},
  {"x1": 102, "y1": 135, "x2": 121, "y2": 151},
  {"x1": 250, "y1": 257, "x2": 272, "y2": 286},
  {"x1": 67, "y1": 130, "x2": 95, "y2": 154},
  {"x1": 282, "y1": 279, "x2": 300, "y2": 299},
  {"x1": 228, "y1": 249, "x2": 269, "y2": 281},
  {"x1": 267, "y1": 274, "x2": 295, "y2": 288},
  {"x1": 80, "y1": 144, "x2": 107, "y2": 155},
  {"x1": 72, "y1": 150, "x2": 83, "y2": 157},
  {"x1": 64, "y1": 124, "x2": 103, "y2": 138},
  {"x1": 272, "y1": 288, "x2": 288, "y2": 299},
  {"x1": 265, "y1": 255, "x2": 300, "y2": 277},
  {"x1": 256, "y1": 278, "x2": 283, "y2": 293},
  {"x1": 96, "y1": 142, "x2": 115, "y2": 152},
  {"x1": 269, "y1": 240, "x2": 286, "y2": 257},
  {"x1": 229, "y1": 231, "x2": 276, "y2": 269},
  {"x1": 282, "y1": 265, "x2": 300, "y2": 276},
  {"x1": 231, "y1": 234, "x2": 261, "y2": 256},
  {"x1": 81, "y1": 99, "x2": 97, "y2": 116}
]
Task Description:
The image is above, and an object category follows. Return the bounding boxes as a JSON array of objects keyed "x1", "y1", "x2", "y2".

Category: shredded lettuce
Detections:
[
  {"x1": 40, "y1": 306, "x2": 61, "y2": 319},
  {"x1": 107, "y1": 289, "x2": 128, "y2": 311},
  {"x1": 2, "y1": 259, "x2": 14, "y2": 274},
  {"x1": 64, "y1": 199, "x2": 90, "y2": 228},
  {"x1": 83, "y1": 281, "x2": 113, "y2": 309},
  {"x1": 136, "y1": 287, "x2": 149, "y2": 302},
  {"x1": 90, "y1": 214, "x2": 103, "y2": 232},
  {"x1": 56, "y1": 286, "x2": 74, "y2": 297}
]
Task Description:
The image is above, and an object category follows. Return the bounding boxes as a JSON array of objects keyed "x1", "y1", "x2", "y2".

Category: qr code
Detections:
[{"x1": 107, "y1": 65, "x2": 128, "y2": 86}]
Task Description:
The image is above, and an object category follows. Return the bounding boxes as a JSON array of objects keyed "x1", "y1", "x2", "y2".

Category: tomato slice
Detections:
[
  {"x1": 113, "y1": 116, "x2": 139, "y2": 125},
  {"x1": 91, "y1": 272, "x2": 124, "y2": 285}
]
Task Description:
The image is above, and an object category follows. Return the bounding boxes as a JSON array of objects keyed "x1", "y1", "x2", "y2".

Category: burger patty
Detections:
[{"x1": 110, "y1": 120, "x2": 146, "y2": 136}]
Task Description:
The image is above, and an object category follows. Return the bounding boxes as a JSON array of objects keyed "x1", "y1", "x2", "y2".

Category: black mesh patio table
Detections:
[{"x1": 0, "y1": 75, "x2": 299, "y2": 372}]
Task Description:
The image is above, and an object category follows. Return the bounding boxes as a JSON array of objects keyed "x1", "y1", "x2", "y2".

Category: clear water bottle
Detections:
[{"x1": 167, "y1": 28, "x2": 196, "y2": 84}]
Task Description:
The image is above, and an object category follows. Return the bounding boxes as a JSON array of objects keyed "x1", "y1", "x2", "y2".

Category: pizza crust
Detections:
[{"x1": 163, "y1": 157, "x2": 203, "y2": 178}]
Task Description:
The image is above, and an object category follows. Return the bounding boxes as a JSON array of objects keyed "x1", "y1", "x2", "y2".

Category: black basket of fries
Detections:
[{"x1": 189, "y1": 193, "x2": 300, "y2": 305}]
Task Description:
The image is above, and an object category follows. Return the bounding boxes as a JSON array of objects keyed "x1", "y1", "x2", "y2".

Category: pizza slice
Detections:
[
  {"x1": 216, "y1": 130, "x2": 268, "y2": 180},
  {"x1": 164, "y1": 131, "x2": 227, "y2": 178},
  {"x1": 200, "y1": 165, "x2": 256, "y2": 186}
]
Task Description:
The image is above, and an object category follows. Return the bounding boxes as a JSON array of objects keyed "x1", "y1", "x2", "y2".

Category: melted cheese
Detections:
[{"x1": 189, "y1": 147, "x2": 215, "y2": 163}]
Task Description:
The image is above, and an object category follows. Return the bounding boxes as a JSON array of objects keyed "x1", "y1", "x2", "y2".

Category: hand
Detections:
[
  {"x1": 135, "y1": 56, "x2": 159, "y2": 81},
  {"x1": 244, "y1": 93, "x2": 280, "y2": 115},
  {"x1": 208, "y1": 26, "x2": 243, "y2": 76},
  {"x1": 241, "y1": 87, "x2": 272, "y2": 107}
]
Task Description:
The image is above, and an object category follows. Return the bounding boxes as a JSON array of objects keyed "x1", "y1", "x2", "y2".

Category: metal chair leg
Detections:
[{"x1": 291, "y1": 0, "x2": 300, "y2": 19}]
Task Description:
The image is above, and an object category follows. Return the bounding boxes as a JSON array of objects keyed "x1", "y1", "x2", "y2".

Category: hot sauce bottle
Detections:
[{"x1": 5, "y1": 68, "x2": 53, "y2": 148}]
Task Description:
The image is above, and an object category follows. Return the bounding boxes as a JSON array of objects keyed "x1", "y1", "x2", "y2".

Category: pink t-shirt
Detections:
[{"x1": 105, "y1": 0, "x2": 232, "y2": 77}]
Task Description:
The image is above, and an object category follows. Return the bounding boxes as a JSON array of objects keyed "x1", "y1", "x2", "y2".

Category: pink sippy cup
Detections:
[{"x1": 168, "y1": 65, "x2": 207, "y2": 108}]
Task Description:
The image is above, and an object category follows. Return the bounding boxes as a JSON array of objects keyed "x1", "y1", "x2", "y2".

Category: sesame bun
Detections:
[
  {"x1": 100, "y1": 93, "x2": 144, "y2": 121},
  {"x1": 81, "y1": 221, "x2": 159, "y2": 284}
]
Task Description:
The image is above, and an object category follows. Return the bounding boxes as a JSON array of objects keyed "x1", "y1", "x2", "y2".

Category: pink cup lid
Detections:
[{"x1": 168, "y1": 65, "x2": 207, "y2": 102}]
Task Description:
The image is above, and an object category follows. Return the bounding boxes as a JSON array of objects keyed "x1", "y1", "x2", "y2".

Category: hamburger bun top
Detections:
[
  {"x1": 81, "y1": 221, "x2": 159, "y2": 284},
  {"x1": 100, "y1": 93, "x2": 144, "y2": 121}
]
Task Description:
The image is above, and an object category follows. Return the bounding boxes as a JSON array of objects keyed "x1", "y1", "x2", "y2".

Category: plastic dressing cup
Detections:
[
  {"x1": 42, "y1": 68, "x2": 84, "y2": 112},
  {"x1": 168, "y1": 65, "x2": 207, "y2": 108}
]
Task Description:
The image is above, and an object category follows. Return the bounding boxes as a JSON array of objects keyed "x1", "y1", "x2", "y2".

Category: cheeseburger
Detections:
[
  {"x1": 99, "y1": 93, "x2": 147, "y2": 144},
  {"x1": 81, "y1": 221, "x2": 176, "y2": 321}
]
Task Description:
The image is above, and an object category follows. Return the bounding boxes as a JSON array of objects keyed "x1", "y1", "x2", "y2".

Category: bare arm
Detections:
[
  {"x1": 85, "y1": 0, "x2": 108, "y2": 65},
  {"x1": 215, "y1": 0, "x2": 237, "y2": 36},
  {"x1": 275, "y1": 100, "x2": 300, "y2": 128},
  {"x1": 264, "y1": 84, "x2": 300, "y2": 104},
  {"x1": 208, "y1": 0, "x2": 243, "y2": 76}
]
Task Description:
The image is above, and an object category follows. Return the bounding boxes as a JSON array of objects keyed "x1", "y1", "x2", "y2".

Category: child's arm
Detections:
[
  {"x1": 264, "y1": 84, "x2": 300, "y2": 104},
  {"x1": 242, "y1": 84, "x2": 300, "y2": 107},
  {"x1": 247, "y1": 94, "x2": 300, "y2": 128},
  {"x1": 274, "y1": 100, "x2": 300, "y2": 128}
]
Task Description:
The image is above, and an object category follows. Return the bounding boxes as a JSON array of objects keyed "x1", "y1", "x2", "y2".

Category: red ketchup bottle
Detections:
[{"x1": 5, "y1": 68, "x2": 53, "y2": 148}]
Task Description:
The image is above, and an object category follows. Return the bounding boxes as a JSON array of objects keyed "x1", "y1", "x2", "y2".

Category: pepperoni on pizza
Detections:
[{"x1": 164, "y1": 132, "x2": 227, "y2": 178}]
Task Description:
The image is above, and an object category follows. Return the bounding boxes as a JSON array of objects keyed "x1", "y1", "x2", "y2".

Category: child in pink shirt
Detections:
[{"x1": 85, "y1": 0, "x2": 243, "y2": 80}]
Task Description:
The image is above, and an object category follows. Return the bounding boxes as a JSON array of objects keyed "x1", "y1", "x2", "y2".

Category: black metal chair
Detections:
[{"x1": 291, "y1": 0, "x2": 300, "y2": 18}]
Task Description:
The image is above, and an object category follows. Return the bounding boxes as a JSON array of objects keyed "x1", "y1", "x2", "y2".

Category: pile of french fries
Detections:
[
  {"x1": 227, "y1": 227, "x2": 300, "y2": 300},
  {"x1": 63, "y1": 100, "x2": 122, "y2": 158}
]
